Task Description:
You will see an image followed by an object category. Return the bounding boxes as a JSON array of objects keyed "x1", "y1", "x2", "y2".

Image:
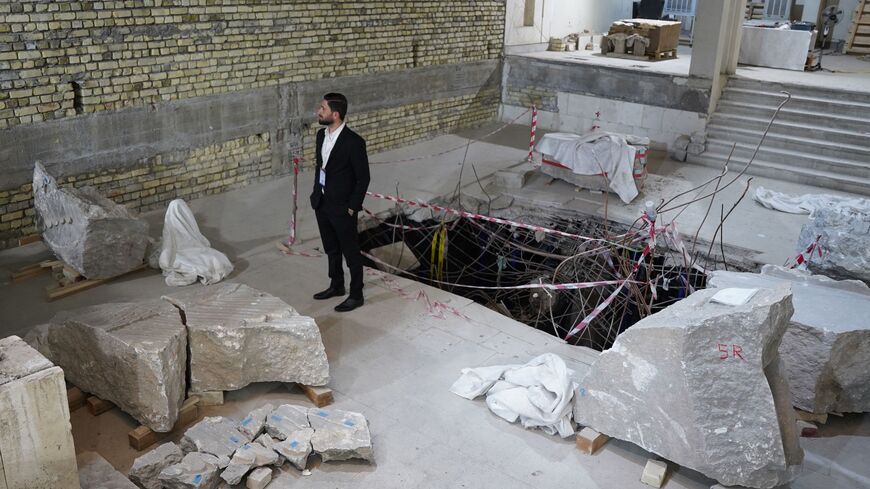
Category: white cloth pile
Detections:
[
  {"x1": 753, "y1": 186, "x2": 870, "y2": 215},
  {"x1": 158, "y1": 199, "x2": 234, "y2": 286},
  {"x1": 449, "y1": 353, "x2": 578, "y2": 437},
  {"x1": 535, "y1": 132, "x2": 639, "y2": 203}
]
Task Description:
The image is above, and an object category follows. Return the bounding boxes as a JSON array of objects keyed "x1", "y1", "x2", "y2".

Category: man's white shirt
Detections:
[{"x1": 321, "y1": 122, "x2": 345, "y2": 170}]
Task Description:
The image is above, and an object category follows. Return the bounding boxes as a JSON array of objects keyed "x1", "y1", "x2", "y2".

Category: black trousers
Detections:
[{"x1": 315, "y1": 206, "x2": 363, "y2": 299}]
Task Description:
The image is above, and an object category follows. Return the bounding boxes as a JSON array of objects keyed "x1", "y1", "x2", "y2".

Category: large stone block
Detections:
[
  {"x1": 573, "y1": 287, "x2": 802, "y2": 489},
  {"x1": 0, "y1": 336, "x2": 79, "y2": 489},
  {"x1": 77, "y1": 451, "x2": 138, "y2": 489},
  {"x1": 32, "y1": 161, "x2": 149, "y2": 279},
  {"x1": 27, "y1": 301, "x2": 187, "y2": 432},
  {"x1": 799, "y1": 205, "x2": 870, "y2": 283},
  {"x1": 308, "y1": 408, "x2": 374, "y2": 463},
  {"x1": 163, "y1": 283, "x2": 329, "y2": 393},
  {"x1": 710, "y1": 265, "x2": 870, "y2": 414}
]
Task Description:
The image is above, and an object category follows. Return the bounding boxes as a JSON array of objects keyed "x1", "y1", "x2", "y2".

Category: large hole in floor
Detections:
[{"x1": 359, "y1": 212, "x2": 720, "y2": 351}]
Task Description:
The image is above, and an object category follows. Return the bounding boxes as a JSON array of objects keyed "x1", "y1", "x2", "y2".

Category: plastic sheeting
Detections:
[
  {"x1": 535, "y1": 132, "x2": 639, "y2": 204},
  {"x1": 449, "y1": 353, "x2": 578, "y2": 438},
  {"x1": 754, "y1": 186, "x2": 870, "y2": 215},
  {"x1": 158, "y1": 199, "x2": 234, "y2": 286}
]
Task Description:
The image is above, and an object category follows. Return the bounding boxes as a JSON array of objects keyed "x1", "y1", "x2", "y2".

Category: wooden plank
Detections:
[
  {"x1": 299, "y1": 384, "x2": 334, "y2": 408},
  {"x1": 794, "y1": 408, "x2": 828, "y2": 425},
  {"x1": 11, "y1": 263, "x2": 50, "y2": 282},
  {"x1": 45, "y1": 263, "x2": 146, "y2": 301},
  {"x1": 848, "y1": 46, "x2": 870, "y2": 53},
  {"x1": 128, "y1": 396, "x2": 200, "y2": 451},
  {"x1": 17, "y1": 234, "x2": 41, "y2": 246},
  {"x1": 847, "y1": 0, "x2": 867, "y2": 51},
  {"x1": 67, "y1": 386, "x2": 86, "y2": 412},
  {"x1": 86, "y1": 396, "x2": 115, "y2": 416}
]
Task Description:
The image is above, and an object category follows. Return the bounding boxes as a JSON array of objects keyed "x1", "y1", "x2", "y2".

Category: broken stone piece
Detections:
[
  {"x1": 799, "y1": 205, "x2": 870, "y2": 283},
  {"x1": 246, "y1": 467, "x2": 272, "y2": 489},
  {"x1": 77, "y1": 451, "x2": 139, "y2": 489},
  {"x1": 238, "y1": 403, "x2": 275, "y2": 440},
  {"x1": 163, "y1": 283, "x2": 329, "y2": 393},
  {"x1": 264, "y1": 404, "x2": 310, "y2": 440},
  {"x1": 308, "y1": 408, "x2": 374, "y2": 463},
  {"x1": 709, "y1": 265, "x2": 870, "y2": 414},
  {"x1": 158, "y1": 452, "x2": 222, "y2": 489},
  {"x1": 255, "y1": 434, "x2": 286, "y2": 466},
  {"x1": 640, "y1": 459, "x2": 668, "y2": 488},
  {"x1": 129, "y1": 442, "x2": 184, "y2": 489},
  {"x1": 181, "y1": 417, "x2": 252, "y2": 460},
  {"x1": 273, "y1": 428, "x2": 314, "y2": 470},
  {"x1": 220, "y1": 442, "x2": 279, "y2": 485},
  {"x1": 26, "y1": 301, "x2": 187, "y2": 432},
  {"x1": 32, "y1": 161, "x2": 149, "y2": 279},
  {"x1": 573, "y1": 287, "x2": 802, "y2": 489}
]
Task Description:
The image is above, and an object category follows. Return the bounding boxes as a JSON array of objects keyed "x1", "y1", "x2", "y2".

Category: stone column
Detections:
[{"x1": 690, "y1": 0, "x2": 747, "y2": 114}]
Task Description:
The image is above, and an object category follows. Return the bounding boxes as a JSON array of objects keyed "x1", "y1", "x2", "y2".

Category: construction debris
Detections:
[
  {"x1": 220, "y1": 442, "x2": 279, "y2": 485},
  {"x1": 254, "y1": 434, "x2": 287, "y2": 467},
  {"x1": 163, "y1": 283, "x2": 329, "y2": 393},
  {"x1": 574, "y1": 287, "x2": 803, "y2": 489},
  {"x1": 129, "y1": 442, "x2": 185, "y2": 489},
  {"x1": 246, "y1": 467, "x2": 273, "y2": 489},
  {"x1": 309, "y1": 408, "x2": 375, "y2": 463},
  {"x1": 274, "y1": 428, "x2": 315, "y2": 470},
  {"x1": 798, "y1": 205, "x2": 870, "y2": 283},
  {"x1": 32, "y1": 161, "x2": 150, "y2": 279},
  {"x1": 709, "y1": 265, "x2": 870, "y2": 414},
  {"x1": 77, "y1": 451, "x2": 139, "y2": 489},
  {"x1": 181, "y1": 416, "x2": 251, "y2": 460},
  {"x1": 26, "y1": 301, "x2": 188, "y2": 432},
  {"x1": 158, "y1": 452, "x2": 224, "y2": 489},
  {"x1": 238, "y1": 403, "x2": 275, "y2": 440},
  {"x1": 0, "y1": 336, "x2": 79, "y2": 489},
  {"x1": 265, "y1": 403, "x2": 311, "y2": 440}
]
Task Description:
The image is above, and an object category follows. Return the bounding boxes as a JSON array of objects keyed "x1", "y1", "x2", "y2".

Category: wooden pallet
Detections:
[
  {"x1": 846, "y1": 0, "x2": 870, "y2": 54},
  {"x1": 128, "y1": 396, "x2": 201, "y2": 451},
  {"x1": 44, "y1": 263, "x2": 147, "y2": 301},
  {"x1": 10, "y1": 260, "x2": 56, "y2": 282},
  {"x1": 650, "y1": 49, "x2": 677, "y2": 60},
  {"x1": 286, "y1": 383, "x2": 334, "y2": 408},
  {"x1": 605, "y1": 49, "x2": 677, "y2": 62}
]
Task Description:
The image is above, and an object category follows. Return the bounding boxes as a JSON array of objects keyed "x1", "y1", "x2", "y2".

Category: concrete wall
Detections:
[
  {"x1": 504, "y1": 0, "x2": 633, "y2": 46},
  {"x1": 501, "y1": 55, "x2": 710, "y2": 149},
  {"x1": 0, "y1": 1, "x2": 505, "y2": 248}
]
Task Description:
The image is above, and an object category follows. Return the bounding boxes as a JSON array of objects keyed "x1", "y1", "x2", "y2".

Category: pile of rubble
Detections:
[{"x1": 124, "y1": 404, "x2": 373, "y2": 489}]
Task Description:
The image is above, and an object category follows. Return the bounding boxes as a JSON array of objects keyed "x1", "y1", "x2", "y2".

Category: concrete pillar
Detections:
[
  {"x1": 0, "y1": 336, "x2": 80, "y2": 489},
  {"x1": 689, "y1": 0, "x2": 746, "y2": 114}
]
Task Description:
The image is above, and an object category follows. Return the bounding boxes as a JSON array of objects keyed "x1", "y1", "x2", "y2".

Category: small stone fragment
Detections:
[
  {"x1": 246, "y1": 467, "x2": 273, "y2": 489},
  {"x1": 181, "y1": 417, "x2": 251, "y2": 459},
  {"x1": 220, "y1": 442, "x2": 279, "y2": 485},
  {"x1": 239, "y1": 403, "x2": 275, "y2": 439},
  {"x1": 158, "y1": 452, "x2": 222, "y2": 489},
  {"x1": 255, "y1": 434, "x2": 286, "y2": 466},
  {"x1": 308, "y1": 408, "x2": 374, "y2": 463},
  {"x1": 274, "y1": 428, "x2": 314, "y2": 470},
  {"x1": 129, "y1": 442, "x2": 184, "y2": 489},
  {"x1": 77, "y1": 451, "x2": 139, "y2": 489},
  {"x1": 641, "y1": 459, "x2": 668, "y2": 488},
  {"x1": 265, "y1": 404, "x2": 310, "y2": 440},
  {"x1": 575, "y1": 427, "x2": 609, "y2": 455}
]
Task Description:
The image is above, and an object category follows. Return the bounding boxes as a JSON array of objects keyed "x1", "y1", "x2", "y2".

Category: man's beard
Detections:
[{"x1": 318, "y1": 117, "x2": 332, "y2": 126}]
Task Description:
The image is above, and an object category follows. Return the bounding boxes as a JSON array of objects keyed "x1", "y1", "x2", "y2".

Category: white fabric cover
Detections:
[
  {"x1": 739, "y1": 26, "x2": 812, "y2": 71},
  {"x1": 158, "y1": 199, "x2": 234, "y2": 286},
  {"x1": 450, "y1": 353, "x2": 578, "y2": 438},
  {"x1": 535, "y1": 132, "x2": 639, "y2": 203},
  {"x1": 753, "y1": 186, "x2": 870, "y2": 215}
]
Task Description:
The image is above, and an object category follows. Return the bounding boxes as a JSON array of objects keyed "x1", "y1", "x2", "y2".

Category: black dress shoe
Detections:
[
  {"x1": 313, "y1": 286, "x2": 345, "y2": 300},
  {"x1": 334, "y1": 296, "x2": 364, "y2": 312}
]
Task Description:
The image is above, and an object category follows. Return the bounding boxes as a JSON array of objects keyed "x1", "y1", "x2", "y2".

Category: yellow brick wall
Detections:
[{"x1": 0, "y1": 1, "x2": 504, "y2": 128}]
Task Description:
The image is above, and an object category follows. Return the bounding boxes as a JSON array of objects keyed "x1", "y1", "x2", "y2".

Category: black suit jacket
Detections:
[{"x1": 310, "y1": 126, "x2": 371, "y2": 213}]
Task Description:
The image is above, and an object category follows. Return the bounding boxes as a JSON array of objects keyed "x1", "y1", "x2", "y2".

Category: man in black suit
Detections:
[{"x1": 310, "y1": 93, "x2": 371, "y2": 312}]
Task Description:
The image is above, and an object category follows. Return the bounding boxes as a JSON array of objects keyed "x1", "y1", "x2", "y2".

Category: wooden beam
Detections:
[
  {"x1": 86, "y1": 396, "x2": 115, "y2": 416},
  {"x1": 67, "y1": 386, "x2": 86, "y2": 412},
  {"x1": 128, "y1": 396, "x2": 200, "y2": 451},
  {"x1": 286, "y1": 383, "x2": 334, "y2": 408}
]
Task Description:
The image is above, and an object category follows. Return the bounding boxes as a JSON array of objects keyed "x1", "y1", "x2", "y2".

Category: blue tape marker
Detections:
[
  {"x1": 578, "y1": 387, "x2": 587, "y2": 397},
  {"x1": 317, "y1": 410, "x2": 329, "y2": 417},
  {"x1": 290, "y1": 440, "x2": 299, "y2": 449},
  {"x1": 230, "y1": 436, "x2": 240, "y2": 444},
  {"x1": 241, "y1": 416, "x2": 252, "y2": 426},
  {"x1": 192, "y1": 474, "x2": 202, "y2": 485},
  {"x1": 271, "y1": 414, "x2": 282, "y2": 422},
  {"x1": 343, "y1": 420, "x2": 355, "y2": 427}
]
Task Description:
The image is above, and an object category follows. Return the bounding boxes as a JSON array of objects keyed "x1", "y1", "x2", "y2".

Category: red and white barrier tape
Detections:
[
  {"x1": 528, "y1": 105, "x2": 537, "y2": 163},
  {"x1": 790, "y1": 235, "x2": 824, "y2": 268},
  {"x1": 286, "y1": 156, "x2": 301, "y2": 246},
  {"x1": 365, "y1": 191, "x2": 630, "y2": 244},
  {"x1": 564, "y1": 212, "x2": 656, "y2": 341},
  {"x1": 365, "y1": 268, "x2": 471, "y2": 321}
]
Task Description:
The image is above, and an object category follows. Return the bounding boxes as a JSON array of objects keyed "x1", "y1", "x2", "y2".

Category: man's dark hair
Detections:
[{"x1": 323, "y1": 93, "x2": 348, "y2": 120}]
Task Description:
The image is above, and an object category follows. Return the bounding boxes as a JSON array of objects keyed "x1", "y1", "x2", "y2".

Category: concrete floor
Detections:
[
  {"x1": 519, "y1": 46, "x2": 870, "y2": 93},
  {"x1": 2, "y1": 127, "x2": 869, "y2": 488}
]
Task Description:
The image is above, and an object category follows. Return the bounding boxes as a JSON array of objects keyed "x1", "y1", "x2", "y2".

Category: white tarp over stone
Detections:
[
  {"x1": 32, "y1": 161, "x2": 149, "y2": 279},
  {"x1": 573, "y1": 287, "x2": 803, "y2": 489},
  {"x1": 158, "y1": 199, "x2": 233, "y2": 286},
  {"x1": 450, "y1": 353, "x2": 577, "y2": 438},
  {"x1": 535, "y1": 132, "x2": 639, "y2": 203},
  {"x1": 163, "y1": 283, "x2": 329, "y2": 393},
  {"x1": 753, "y1": 186, "x2": 870, "y2": 216},
  {"x1": 709, "y1": 265, "x2": 870, "y2": 414}
]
